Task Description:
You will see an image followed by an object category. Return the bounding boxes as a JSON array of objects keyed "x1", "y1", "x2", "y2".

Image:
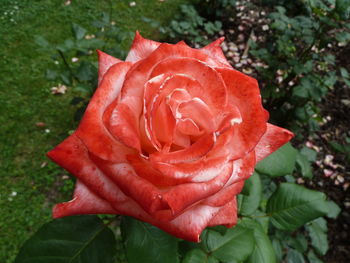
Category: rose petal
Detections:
[
  {"x1": 255, "y1": 123, "x2": 294, "y2": 162},
  {"x1": 150, "y1": 133, "x2": 216, "y2": 164},
  {"x1": 89, "y1": 155, "x2": 168, "y2": 214},
  {"x1": 177, "y1": 97, "x2": 216, "y2": 132},
  {"x1": 97, "y1": 50, "x2": 122, "y2": 85},
  {"x1": 164, "y1": 204, "x2": 221, "y2": 242},
  {"x1": 176, "y1": 118, "x2": 203, "y2": 136},
  {"x1": 152, "y1": 99, "x2": 176, "y2": 148},
  {"x1": 125, "y1": 31, "x2": 161, "y2": 62},
  {"x1": 47, "y1": 133, "x2": 134, "y2": 209},
  {"x1": 143, "y1": 74, "x2": 171, "y2": 150},
  {"x1": 201, "y1": 37, "x2": 232, "y2": 68},
  {"x1": 207, "y1": 197, "x2": 237, "y2": 227},
  {"x1": 217, "y1": 68, "x2": 269, "y2": 153},
  {"x1": 202, "y1": 181, "x2": 244, "y2": 207},
  {"x1": 108, "y1": 102, "x2": 142, "y2": 151},
  {"x1": 161, "y1": 161, "x2": 233, "y2": 215},
  {"x1": 53, "y1": 180, "x2": 118, "y2": 218},
  {"x1": 76, "y1": 62, "x2": 135, "y2": 162},
  {"x1": 150, "y1": 57, "x2": 228, "y2": 116}
]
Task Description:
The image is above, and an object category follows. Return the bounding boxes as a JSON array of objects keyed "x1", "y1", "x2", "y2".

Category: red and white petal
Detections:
[
  {"x1": 47, "y1": 133, "x2": 134, "y2": 210},
  {"x1": 152, "y1": 100, "x2": 176, "y2": 148},
  {"x1": 201, "y1": 37, "x2": 232, "y2": 69},
  {"x1": 150, "y1": 57, "x2": 228, "y2": 116},
  {"x1": 217, "y1": 68, "x2": 269, "y2": 154},
  {"x1": 53, "y1": 180, "x2": 118, "y2": 218},
  {"x1": 255, "y1": 123, "x2": 294, "y2": 163},
  {"x1": 176, "y1": 118, "x2": 203, "y2": 136},
  {"x1": 161, "y1": 161, "x2": 233, "y2": 215},
  {"x1": 207, "y1": 197, "x2": 238, "y2": 227},
  {"x1": 89, "y1": 155, "x2": 168, "y2": 215},
  {"x1": 164, "y1": 204, "x2": 221, "y2": 242},
  {"x1": 118, "y1": 43, "x2": 230, "y2": 124},
  {"x1": 177, "y1": 98, "x2": 216, "y2": 132},
  {"x1": 76, "y1": 62, "x2": 136, "y2": 162},
  {"x1": 97, "y1": 50, "x2": 122, "y2": 85},
  {"x1": 202, "y1": 181, "x2": 244, "y2": 207},
  {"x1": 127, "y1": 154, "x2": 178, "y2": 187},
  {"x1": 107, "y1": 102, "x2": 142, "y2": 151},
  {"x1": 150, "y1": 133, "x2": 215, "y2": 164},
  {"x1": 143, "y1": 74, "x2": 171, "y2": 149},
  {"x1": 125, "y1": 31, "x2": 161, "y2": 62}
]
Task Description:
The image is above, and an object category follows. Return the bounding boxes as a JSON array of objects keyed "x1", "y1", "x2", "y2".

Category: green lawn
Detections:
[{"x1": 0, "y1": 0, "x2": 190, "y2": 261}]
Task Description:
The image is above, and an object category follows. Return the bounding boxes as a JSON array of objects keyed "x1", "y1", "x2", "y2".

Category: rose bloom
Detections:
[{"x1": 48, "y1": 32, "x2": 293, "y2": 242}]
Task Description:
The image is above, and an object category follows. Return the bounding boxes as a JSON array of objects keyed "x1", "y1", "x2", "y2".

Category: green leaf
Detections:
[
  {"x1": 238, "y1": 172, "x2": 262, "y2": 215},
  {"x1": 286, "y1": 249, "x2": 305, "y2": 263},
  {"x1": 300, "y1": 147, "x2": 317, "y2": 162},
  {"x1": 340, "y1": 67, "x2": 350, "y2": 79},
  {"x1": 335, "y1": 31, "x2": 350, "y2": 43},
  {"x1": 76, "y1": 61, "x2": 96, "y2": 82},
  {"x1": 285, "y1": 234, "x2": 308, "y2": 253},
  {"x1": 240, "y1": 218, "x2": 276, "y2": 263},
  {"x1": 121, "y1": 216, "x2": 179, "y2": 263},
  {"x1": 307, "y1": 250, "x2": 324, "y2": 263},
  {"x1": 306, "y1": 218, "x2": 329, "y2": 256},
  {"x1": 266, "y1": 183, "x2": 329, "y2": 231},
  {"x1": 255, "y1": 143, "x2": 297, "y2": 177},
  {"x1": 203, "y1": 225, "x2": 255, "y2": 262},
  {"x1": 182, "y1": 249, "x2": 207, "y2": 263},
  {"x1": 272, "y1": 239, "x2": 283, "y2": 262},
  {"x1": 293, "y1": 85, "x2": 309, "y2": 98},
  {"x1": 72, "y1": 23, "x2": 87, "y2": 40},
  {"x1": 296, "y1": 152, "x2": 313, "y2": 178},
  {"x1": 326, "y1": 200, "x2": 341, "y2": 219},
  {"x1": 15, "y1": 215, "x2": 116, "y2": 263},
  {"x1": 183, "y1": 249, "x2": 218, "y2": 263}
]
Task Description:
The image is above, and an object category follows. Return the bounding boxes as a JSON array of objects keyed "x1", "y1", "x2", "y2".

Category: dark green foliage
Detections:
[
  {"x1": 121, "y1": 217, "x2": 179, "y2": 263},
  {"x1": 249, "y1": 0, "x2": 350, "y2": 132},
  {"x1": 15, "y1": 215, "x2": 116, "y2": 263}
]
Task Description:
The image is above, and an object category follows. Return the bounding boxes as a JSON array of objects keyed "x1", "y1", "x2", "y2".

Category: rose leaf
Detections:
[
  {"x1": 121, "y1": 216, "x2": 179, "y2": 263},
  {"x1": 240, "y1": 218, "x2": 277, "y2": 263},
  {"x1": 255, "y1": 142, "x2": 298, "y2": 177},
  {"x1": 237, "y1": 172, "x2": 262, "y2": 216},
  {"x1": 202, "y1": 225, "x2": 255, "y2": 262},
  {"x1": 15, "y1": 215, "x2": 116, "y2": 263},
  {"x1": 266, "y1": 183, "x2": 329, "y2": 231}
]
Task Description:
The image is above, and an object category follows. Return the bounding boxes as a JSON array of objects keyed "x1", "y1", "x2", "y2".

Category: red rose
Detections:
[{"x1": 48, "y1": 32, "x2": 293, "y2": 242}]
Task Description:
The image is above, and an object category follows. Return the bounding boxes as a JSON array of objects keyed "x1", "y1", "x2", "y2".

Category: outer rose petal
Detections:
[
  {"x1": 75, "y1": 61, "x2": 136, "y2": 162},
  {"x1": 207, "y1": 198, "x2": 237, "y2": 227},
  {"x1": 125, "y1": 31, "x2": 161, "y2": 62},
  {"x1": 201, "y1": 37, "x2": 232, "y2": 68},
  {"x1": 217, "y1": 67, "x2": 269, "y2": 154},
  {"x1": 53, "y1": 180, "x2": 118, "y2": 218},
  {"x1": 255, "y1": 123, "x2": 294, "y2": 162},
  {"x1": 47, "y1": 133, "x2": 133, "y2": 208},
  {"x1": 97, "y1": 50, "x2": 122, "y2": 84}
]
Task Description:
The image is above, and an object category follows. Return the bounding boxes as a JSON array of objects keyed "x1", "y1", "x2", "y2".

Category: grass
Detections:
[{"x1": 0, "y1": 0, "x2": 190, "y2": 261}]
